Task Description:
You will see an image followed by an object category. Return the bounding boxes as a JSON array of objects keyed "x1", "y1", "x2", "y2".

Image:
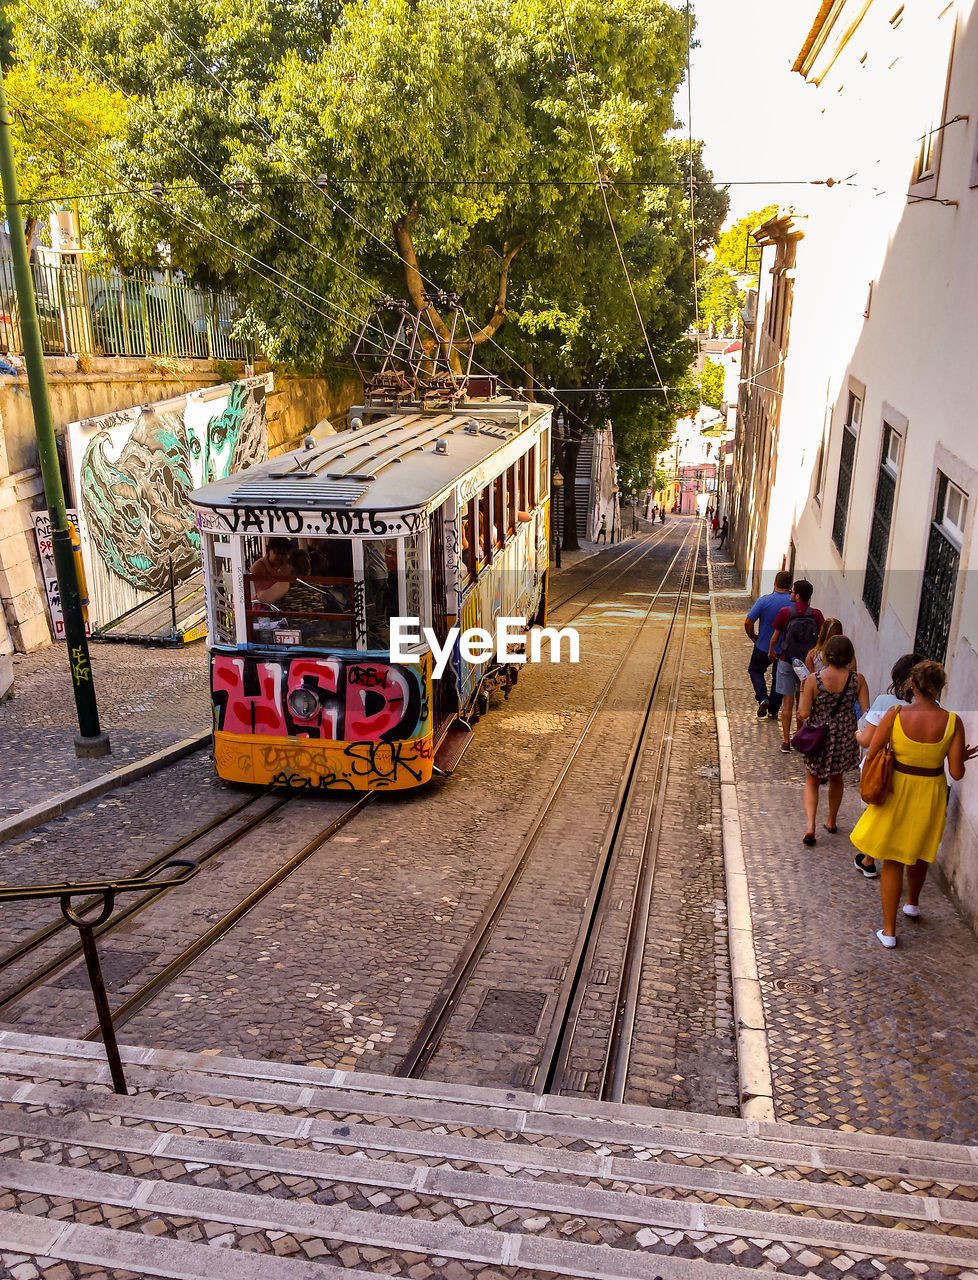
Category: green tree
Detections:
[
  {"x1": 714, "y1": 204, "x2": 778, "y2": 275},
  {"x1": 700, "y1": 356, "x2": 724, "y2": 410},
  {"x1": 697, "y1": 260, "x2": 743, "y2": 336},
  {"x1": 1, "y1": 62, "x2": 127, "y2": 248},
  {"x1": 16, "y1": 0, "x2": 728, "y2": 545}
]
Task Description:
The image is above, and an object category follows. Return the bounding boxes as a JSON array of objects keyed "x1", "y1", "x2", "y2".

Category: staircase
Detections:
[
  {"x1": 575, "y1": 436, "x2": 595, "y2": 540},
  {"x1": 1, "y1": 1031, "x2": 977, "y2": 1279}
]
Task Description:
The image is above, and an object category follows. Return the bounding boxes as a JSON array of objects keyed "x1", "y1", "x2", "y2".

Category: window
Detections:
[
  {"x1": 205, "y1": 533, "x2": 235, "y2": 645},
  {"x1": 527, "y1": 446, "x2": 537, "y2": 506},
  {"x1": 479, "y1": 488, "x2": 492, "y2": 563},
  {"x1": 909, "y1": 13, "x2": 956, "y2": 199},
  {"x1": 506, "y1": 464, "x2": 517, "y2": 534},
  {"x1": 914, "y1": 472, "x2": 968, "y2": 663},
  {"x1": 861, "y1": 422, "x2": 902, "y2": 626},
  {"x1": 538, "y1": 429, "x2": 550, "y2": 501},
  {"x1": 463, "y1": 499, "x2": 477, "y2": 582},
  {"x1": 517, "y1": 454, "x2": 527, "y2": 514},
  {"x1": 814, "y1": 397, "x2": 831, "y2": 506},
  {"x1": 244, "y1": 537, "x2": 355, "y2": 648},
  {"x1": 493, "y1": 475, "x2": 504, "y2": 549},
  {"x1": 912, "y1": 123, "x2": 940, "y2": 185},
  {"x1": 831, "y1": 390, "x2": 861, "y2": 553}
]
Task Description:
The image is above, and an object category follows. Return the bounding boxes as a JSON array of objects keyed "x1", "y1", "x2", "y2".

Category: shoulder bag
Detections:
[
  {"x1": 860, "y1": 713, "x2": 896, "y2": 805},
  {"x1": 791, "y1": 673, "x2": 850, "y2": 757}
]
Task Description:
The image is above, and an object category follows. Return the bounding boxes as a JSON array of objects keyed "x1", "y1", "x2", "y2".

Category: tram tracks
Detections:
[
  {"x1": 396, "y1": 522, "x2": 703, "y2": 1093},
  {"x1": 0, "y1": 791, "x2": 370, "y2": 1039}
]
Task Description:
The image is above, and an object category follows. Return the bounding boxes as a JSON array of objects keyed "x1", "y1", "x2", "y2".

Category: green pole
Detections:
[{"x1": 0, "y1": 74, "x2": 109, "y2": 756}]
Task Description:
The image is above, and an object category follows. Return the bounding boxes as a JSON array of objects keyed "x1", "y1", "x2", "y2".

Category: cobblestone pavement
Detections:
[
  {"x1": 710, "y1": 544, "x2": 978, "y2": 1143},
  {"x1": 0, "y1": 642, "x2": 210, "y2": 817},
  {"x1": 0, "y1": 524, "x2": 736, "y2": 1121}
]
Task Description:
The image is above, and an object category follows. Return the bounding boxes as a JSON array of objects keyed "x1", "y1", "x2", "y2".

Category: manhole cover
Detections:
[
  {"x1": 471, "y1": 989, "x2": 547, "y2": 1035},
  {"x1": 56, "y1": 949, "x2": 155, "y2": 990},
  {"x1": 771, "y1": 977, "x2": 820, "y2": 996}
]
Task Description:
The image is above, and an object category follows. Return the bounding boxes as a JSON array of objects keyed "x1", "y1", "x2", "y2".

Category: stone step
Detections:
[
  {"x1": 0, "y1": 1208, "x2": 378, "y2": 1279},
  {"x1": 5, "y1": 1079, "x2": 978, "y2": 1232},
  {"x1": 2, "y1": 1040, "x2": 977, "y2": 1187},
  {"x1": 2, "y1": 1032, "x2": 978, "y2": 1278},
  {"x1": 0, "y1": 1160, "x2": 800, "y2": 1280}
]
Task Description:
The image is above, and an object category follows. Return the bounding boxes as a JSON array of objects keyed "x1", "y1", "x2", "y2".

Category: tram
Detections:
[{"x1": 190, "y1": 341, "x2": 552, "y2": 792}]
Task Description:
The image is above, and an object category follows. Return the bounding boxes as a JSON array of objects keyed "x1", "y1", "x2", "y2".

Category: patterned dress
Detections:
[{"x1": 805, "y1": 670, "x2": 860, "y2": 781}]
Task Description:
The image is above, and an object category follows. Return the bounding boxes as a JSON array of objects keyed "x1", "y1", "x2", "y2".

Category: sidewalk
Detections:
[
  {"x1": 710, "y1": 545, "x2": 978, "y2": 1143},
  {"x1": 0, "y1": 642, "x2": 210, "y2": 821}
]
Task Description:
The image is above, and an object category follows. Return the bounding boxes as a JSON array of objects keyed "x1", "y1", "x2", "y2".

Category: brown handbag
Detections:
[{"x1": 860, "y1": 737, "x2": 895, "y2": 805}]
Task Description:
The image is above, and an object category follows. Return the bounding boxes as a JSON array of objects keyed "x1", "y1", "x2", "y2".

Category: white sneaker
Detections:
[
  {"x1": 875, "y1": 929, "x2": 897, "y2": 948},
  {"x1": 902, "y1": 904, "x2": 920, "y2": 919}
]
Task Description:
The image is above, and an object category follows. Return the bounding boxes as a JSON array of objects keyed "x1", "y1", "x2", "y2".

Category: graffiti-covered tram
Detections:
[{"x1": 190, "y1": 394, "x2": 552, "y2": 791}]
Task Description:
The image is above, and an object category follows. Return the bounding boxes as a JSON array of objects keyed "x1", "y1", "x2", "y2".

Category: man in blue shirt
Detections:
[{"x1": 744, "y1": 570, "x2": 792, "y2": 720}]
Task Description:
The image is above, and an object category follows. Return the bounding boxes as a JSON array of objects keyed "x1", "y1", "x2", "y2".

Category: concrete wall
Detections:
[
  {"x1": 735, "y1": 0, "x2": 978, "y2": 928},
  {"x1": 0, "y1": 356, "x2": 360, "y2": 656}
]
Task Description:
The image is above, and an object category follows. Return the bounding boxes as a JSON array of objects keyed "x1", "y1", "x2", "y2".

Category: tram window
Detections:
[
  {"x1": 245, "y1": 538, "x2": 356, "y2": 649},
  {"x1": 205, "y1": 534, "x2": 235, "y2": 646},
  {"x1": 463, "y1": 499, "x2": 477, "y2": 581},
  {"x1": 493, "y1": 476, "x2": 504, "y2": 548},
  {"x1": 404, "y1": 534, "x2": 423, "y2": 621},
  {"x1": 479, "y1": 489, "x2": 492, "y2": 564},
  {"x1": 539, "y1": 428, "x2": 550, "y2": 500},
  {"x1": 507, "y1": 465, "x2": 517, "y2": 534},
  {"x1": 364, "y1": 537, "x2": 397, "y2": 648},
  {"x1": 528, "y1": 446, "x2": 537, "y2": 506},
  {"x1": 518, "y1": 454, "x2": 527, "y2": 513}
]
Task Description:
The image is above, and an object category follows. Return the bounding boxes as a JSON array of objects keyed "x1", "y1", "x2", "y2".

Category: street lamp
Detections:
[
  {"x1": 630, "y1": 488, "x2": 637, "y2": 535},
  {"x1": 552, "y1": 466, "x2": 563, "y2": 567}
]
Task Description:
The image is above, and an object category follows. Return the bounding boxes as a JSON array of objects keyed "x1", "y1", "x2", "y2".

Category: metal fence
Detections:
[{"x1": 0, "y1": 258, "x2": 250, "y2": 361}]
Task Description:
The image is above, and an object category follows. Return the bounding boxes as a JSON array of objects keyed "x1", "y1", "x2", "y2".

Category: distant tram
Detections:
[{"x1": 190, "y1": 375, "x2": 552, "y2": 791}]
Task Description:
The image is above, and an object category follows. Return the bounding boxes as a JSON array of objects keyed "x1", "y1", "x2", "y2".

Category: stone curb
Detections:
[
  {"x1": 0, "y1": 731, "x2": 211, "y2": 845},
  {"x1": 706, "y1": 549, "x2": 776, "y2": 1123}
]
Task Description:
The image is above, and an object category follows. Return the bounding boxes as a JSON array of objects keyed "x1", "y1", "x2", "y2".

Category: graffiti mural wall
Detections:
[
  {"x1": 211, "y1": 651, "x2": 434, "y2": 791},
  {"x1": 66, "y1": 376, "x2": 270, "y2": 628}
]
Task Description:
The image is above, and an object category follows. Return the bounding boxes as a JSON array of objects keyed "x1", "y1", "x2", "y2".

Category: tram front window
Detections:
[
  {"x1": 245, "y1": 538, "x2": 356, "y2": 648},
  {"x1": 364, "y1": 537, "x2": 398, "y2": 648}
]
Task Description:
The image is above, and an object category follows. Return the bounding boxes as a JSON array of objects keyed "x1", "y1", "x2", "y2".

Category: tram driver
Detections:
[{"x1": 249, "y1": 537, "x2": 295, "y2": 606}]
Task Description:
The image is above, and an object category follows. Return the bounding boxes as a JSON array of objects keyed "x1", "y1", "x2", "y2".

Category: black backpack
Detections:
[{"x1": 783, "y1": 608, "x2": 819, "y2": 662}]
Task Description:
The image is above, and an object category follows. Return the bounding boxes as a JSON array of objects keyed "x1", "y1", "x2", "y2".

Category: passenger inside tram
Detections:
[{"x1": 248, "y1": 536, "x2": 294, "y2": 605}]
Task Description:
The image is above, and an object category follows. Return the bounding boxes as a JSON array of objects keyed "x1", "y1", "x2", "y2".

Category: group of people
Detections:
[
  {"x1": 707, "y1": 510, "x2": 729, "y2": 547},
  {"x1": 745, "y1": 572, "x2": 976, "y2": 947}
]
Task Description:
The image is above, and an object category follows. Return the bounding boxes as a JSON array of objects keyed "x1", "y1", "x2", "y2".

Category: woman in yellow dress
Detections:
[{"x1": 851, "y1": 661, "x2": 976, "y2": 948}]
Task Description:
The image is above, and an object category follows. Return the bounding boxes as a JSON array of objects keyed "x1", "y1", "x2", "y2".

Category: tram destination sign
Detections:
[{"x1": 195, "y1": 504, "x2": 429, "y2": 538}]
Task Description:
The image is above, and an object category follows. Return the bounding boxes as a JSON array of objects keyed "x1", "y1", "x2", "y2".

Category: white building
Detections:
[{"x1": 731, "y1": 0, "x2": 978, "y2": 926}]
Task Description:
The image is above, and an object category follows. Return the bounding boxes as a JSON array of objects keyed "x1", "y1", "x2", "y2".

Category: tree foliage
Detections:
[
  {"x1": 699, "y1": 356, "x2": 724, "y2": 410},
  {"x1": 13, "y1": 0, "x2": 729, "y2": 524},
  {"x1": 713, "y1": 203, "x2": 778, "y2": 275},
  {"x1": 697, "y1": 260, "x2": 743, "y2": 337},
  {"x1": 1, "y1": 62, "x2": 127, "y2": 247}
]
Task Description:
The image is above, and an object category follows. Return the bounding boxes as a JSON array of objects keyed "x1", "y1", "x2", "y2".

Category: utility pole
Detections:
[{"x1": 0, "y1": 75, "x2": 109, "y2": 756}]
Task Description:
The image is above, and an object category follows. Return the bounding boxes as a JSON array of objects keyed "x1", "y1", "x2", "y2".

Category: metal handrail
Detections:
[{"x1": 0, "y1": 859, "x2": 199, "y2": 1093}]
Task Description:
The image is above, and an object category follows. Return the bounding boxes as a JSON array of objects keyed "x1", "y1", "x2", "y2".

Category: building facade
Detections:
[{"x1": 731, "y1": 0, "x2": 978, "y2": 925}]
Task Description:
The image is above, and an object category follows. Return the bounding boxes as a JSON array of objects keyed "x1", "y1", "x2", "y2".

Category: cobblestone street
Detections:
[
  {"x1": 710, "y1": 544, "x2": 978, "y2": 1144},
  {"x1": 0, "y1": 643, "x2": 210, "y2": 817}
]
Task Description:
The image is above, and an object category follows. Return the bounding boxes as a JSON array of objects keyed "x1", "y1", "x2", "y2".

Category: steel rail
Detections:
[
  {"x1": 547, "y1": 524, "x2": 670, "y2": 615},
  {"x1": 0, "y1": 794, "x2": 292, "y2": 1015},
  {"x1": 82, "y1": 794, "x2": 372, "y2": 1040},
  {"x1": 539, "y1": 527, "x2": 701, "y2": 1094},
  {"x1": 0, "y1": 789, "x2": 272, "y2": 977},
  {"x1": 600, "y1": 523, "x2": 702, "y2": 1102},
  {"x1": 396, "y1": 524, "x2": 696, "y2": 1078}
]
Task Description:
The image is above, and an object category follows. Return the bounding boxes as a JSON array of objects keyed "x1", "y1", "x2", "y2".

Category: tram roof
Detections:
[{"x1": 190, "y1": 399, "x2": 551, "y2": 516}]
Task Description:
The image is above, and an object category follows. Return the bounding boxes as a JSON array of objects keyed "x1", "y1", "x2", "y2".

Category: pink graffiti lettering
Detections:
[
  {"x1": 344, "y1": 663, "x2": 409, "y2": 739},
  {"x1": 213, "y1": 655, "x2": 286, "y2": 735}
]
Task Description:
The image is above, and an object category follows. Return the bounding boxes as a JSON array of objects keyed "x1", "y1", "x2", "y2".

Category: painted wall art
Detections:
[{"x1": 66, "y1": 376, "x2": 270, "y2": 629}]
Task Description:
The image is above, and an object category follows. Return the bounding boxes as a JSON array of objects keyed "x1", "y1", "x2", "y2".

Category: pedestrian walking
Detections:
[
  {"x1": 795, "y1": 636, "x2": 869, "y2": 845},
  {"x1": 659, "y1": 507, "x2": 666, "y2": 525},
  {"x1": 744, "y1": 569, "x2": 792, "y2": 721},
  {"x1": 851, "y1": 661, "x2": 977, "y2": 948},
  {"x1": 717, "y1": 517, "x2": 728, "y2": 547},
  {"x1": 851, "y1": 652, "x2": 921, "y2": 878},
  {"x1": 596, "y1": 515, "x2": 607, "y2": 543},
  {"x1": 768, "y1": 579, "x2": 825, "y2": 753},
  {"x1": 711, "y1": 513, "x2": 720, "y2": 537}
]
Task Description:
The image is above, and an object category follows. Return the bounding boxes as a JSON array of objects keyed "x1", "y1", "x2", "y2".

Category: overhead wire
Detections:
[{"x1": 684, "y1": 0, "x2": 703, "y2": 380}]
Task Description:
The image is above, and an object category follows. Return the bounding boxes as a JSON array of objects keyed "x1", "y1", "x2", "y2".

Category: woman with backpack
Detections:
[
  {"x1": 795, "y1": 636, "x2": 870, "y2": 845},
  {"x1": 767, "y1": 579, "x2": 824, "y2": 754}
]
